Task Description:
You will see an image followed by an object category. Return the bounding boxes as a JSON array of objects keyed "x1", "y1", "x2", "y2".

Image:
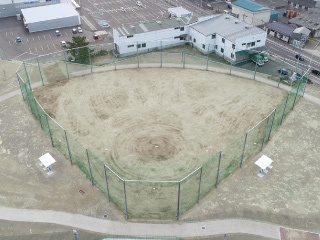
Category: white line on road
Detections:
[
  {"x1": 49, "y1": 35, "x2": 52, "y2": 38},
  {"x1": 35, "y1": 47, "x2": 38, "y2": 52},
  {"x1": 53, "y1": 44, "x2": 56, "y2": 49},
  {"x1": 65, "y1": 32, "x2": 68, "y2": 36},
  {"x1": 41, "y1": 45, "x2": 44, "y2": 51},
  {"x1": 11, "y1": 32, "x2": 13, "y2": 36},
  {"x1": 8, "y1": 41, "x2": 11, "y2": 45},
  {"x1": 29, "y1": 48, "x2": 31, "y2": 53},
  {"x1": 32, "y1": 37, "x2": 35, "y2": 41},
  {"x1": 43, "y1": 35, "x2": 46, "y2": 40},
  {"x1": 27, "y1": 38, "x2": 29, "y2": 42},
  {"x1": 38, "y1": 36, "x2": 40, "y2": 40},
  {"x1": 81, "y1": 15, "x2": 97, "y2": 31},
  {"x1": 269, "y1": 47, "x2": 279, "y2": 52},
  {"x1": 47, "y1": 45, "x2": 50, "y2": 50}
]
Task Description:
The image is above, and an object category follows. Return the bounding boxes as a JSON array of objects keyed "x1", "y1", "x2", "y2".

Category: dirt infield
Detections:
[{"x1": 33, "y1": 68, "x2": 286, "y2": 180}]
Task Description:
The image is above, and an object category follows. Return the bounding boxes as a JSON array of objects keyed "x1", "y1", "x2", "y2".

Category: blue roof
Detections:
[
  {"x1": 271, "y1": 10, "x2": 280, "y2": 15},
  {"x1": 233, "y1": 0, "x2": 272, "y2": 12}
]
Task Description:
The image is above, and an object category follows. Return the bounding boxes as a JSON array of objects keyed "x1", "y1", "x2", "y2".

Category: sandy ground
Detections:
[
  {"x1": 33, "y1": 68, "x2": 286, "y2": 181},
  {"x1": 0, "y1": 60, "x2": 21, "y2": 96}
]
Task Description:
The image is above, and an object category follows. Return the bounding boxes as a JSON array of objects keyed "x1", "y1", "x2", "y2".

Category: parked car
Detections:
[
  {"x1": 77, "y1": 27, "x2": 83, "y2": 33},
  {"x1": 136, "y1": 1, "x2": 142, "y2": 7},
  {"x1": 93, "y1": 34, "x2": 99, "y2": 40},
  {"x1": 311, "y1": 69, "x2": 320, "y2": 75},
  {"x1": 72, "y1": 28, "x2": 77, "y2": 34},
  {"x1": 103, "y1": 23, "x2": 110, "y2": 28},
  {"x1": 16, "y1": 37, "x2": 21, "y2": 42},
  {"x1": 55, "y1": 30, "x2": 61, "y2": 36},
  {"x1": 206, "y1": 4, "x2": 212, "y2": 9},
  {"x1": 60, "y1": 41, "x2": 67, "y2": 47},
  {"x1": 278, "y1": 68, "x2": 288, "y2": 75},
  {"x1": 121, "y1": 7, "x2": 126, "y2": 12},
  {"x1": 295, "y1": 54, "x2": 304, "y2": 61}
]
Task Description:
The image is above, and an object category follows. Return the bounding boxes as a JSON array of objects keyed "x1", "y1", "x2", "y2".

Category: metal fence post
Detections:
[
  {"x1": 113, "y1": 43, "x2": 117, "y2": 70},
  {"x1": 64, "y1": 51, "x2": 70, "y2": 79},
  {"x1": 88, "y1": 47, "x2": 92, "y2": 73},
  {"x1": 206, "y1": 46, "x2": 209, "y2": 71},
  {"x1": 160, "y1": 41, "x2": 162, "y2": 68},
  {"x1": 45, "y1": 114, "x2": 54, "y2": 147},
  {"x1": 24, "y1": 86, "x2": 34, "y2": 115},
  {"x1": 267, "y1": 109, "x2": 276, "y2": 141},
  {"x1": 16, "y1": 73, "x2": 25, "y2": 100},
  {"x1": 215, "y1": 151, "x2": 222, "y2": 188},
  {"x1": 123, "y1": 180, "x2": 128, "y2": 220},
  {"x1": 240, "y1": 132, "x2": 248, "y2": 168},
  {"x1": 136, "y1": 42, "x2": 139, "y2": 68},
  {"x1": 280, "y1": 94, "x2": 289, "y2": 125},
  {"x1": 253, "y1": 60, "x2": 257, "y2": 80},
  {"x1": 183, "y1": 44, "x2": 186, "y2": 68},
  {"x1": 278, "y1": 59, "x2": 285, "y2": 88},
  {"x1": 229, "y1": 63, "x2": 232, "y2": 75},
  {"x1": 64, "y1": 130, "x2": 72, "y2": 165},
  {"x1": 260, "y1": 116, "x2": 270, "y2": 151},
  {"x1": 86, "y1": 149, "x2": 94, "y2": 186},
  {"x1": 292, "y1": 79, "x2": 302, "y2": 110},
  {"x1": 36, "y1": 57, "x2": 44, "y2": 86},
  {"x1": 104, "y1": 164, "x2": 110, "y2": 202},
  {"x1": 302, "y1": 72, "x2": 309, "y2": 97},
  {"x1": 197, "y1": 166, "x2": 203, "y2": 204},
  {"x1": 177, "y1": 181, "x2": 181, "y2": 220},
  {"x1": 33, "y1": 98, "x2": 43, "y2": 129},
  {"x1": 23, "y1": 61, "x2": 32, "y2": 90}
]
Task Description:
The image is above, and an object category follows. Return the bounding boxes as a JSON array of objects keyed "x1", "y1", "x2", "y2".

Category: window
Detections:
[
  {"x1": 211, "y1": 34, "x2": 216, "y2": 39},
  {"x1": 222, "y1": 38, "x2": 225, "y2": 43},
  {"x1": 257, "y1": 40, "x2": 261, "y2": 42},
  {"x1": 128, "y1": 44, "x2": 134, "y2": 48},
  {"x1": 137, "y1": 44, "x2": 141, "y2": 48},
  {"x1": 246, "y1": 43, "x2": 250, "y2": 46},
  {"x1": 251, "y1": 42, "x2": 255, "y2": 46},
  {"x1": 180, "y1": 27, "x2": 184, "y2": 31},
  {"x1": 142, "y1": 43, "x2": 146, "y2": 48},
  {"x1": 221, "y1": 48, "x2": 224, "y2": 53},
  {"x1": 231, "y1": 53, "x2": 234, "y2": 58},
  {"x1": 127, "y1": 35, "x2": 133, "y2": 38},
  {"x1": 190, "y1": 36, "x2": 192, "y2": 41},
  {"x1": 174, "y1": 36, "x2": 180, "y2": 39},
  {"x1": 193, "y1": 38, "x2": 196, "y2": 43},
  {"x1": 215, "y1": 45, "x2": 218, "y2": 49},
  {"x1": 232, "y1": 44, "x2": 235, "y2": 49},
  {"x1": 202, "y1": 44, "x2": 205, "y2": 49},
  {"x1": 174, "y1": 27, "x2": 180, "y2": 30},
  {"x1": 242, "y1": 43, "x2": 246, "y2": 46}
]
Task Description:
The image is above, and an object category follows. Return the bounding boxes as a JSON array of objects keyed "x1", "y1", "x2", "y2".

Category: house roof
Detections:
[
  {"x1": 115, "y1": 16, "x2": 198, "y2": 37},
  {"x1": 289, "y1": 8, "x2": 320, "y2": 31},
  {"x1": 288, "y1": 0, "x2": 317, "y2": 8},
  {"x1": 293, "y1": 26, "x2": 311, "y2": 35},
  {"x1": 233, "y1": 0, "x2": 272, "y2": 12},
  {"x1": 265, "y1": 22, "x2": 297, "y2": 36},
  {"x1": 191, "y1": 14, "x2": 265, "y2": 43}
]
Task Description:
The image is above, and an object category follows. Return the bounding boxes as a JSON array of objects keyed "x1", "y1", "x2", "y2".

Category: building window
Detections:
[
  {"x1": 257, "y1": 40, "x2": 261, "y2": 42},
  {"x1": 193, "y1": 38, "x2": 196, "y2": 43},
  {"x1": 128, "y1": 44, "x2": 134, "y2": 48},
  {"x1": 221, "y1": 48, "x2": 224, "y2": 53},
  {"x1": 190, "y1": 36, "x2": 192, "y2": 41},
  {"x1": 242, "y1": 43, "x2": 246, "y2": 46},
  {"x1": 212, "y1": 34, "x2": 216, "y2": 39},
  {"x1": 174, "y1": 27, "x2": 180, "y2": 30},
  {"x1": 180, "y1": 27, "x2": 184, "y2": 31},
  {"x1": 231, "y1": 53, "x2": 234, "y2": 58},
  {"x1": 232, "y1": 44, "x2": 235, "y2": 49},
  {"x1": 267, "y1": 29, "x2": 270, "y2": 34},
  {"x1": 251, "y1": 42, "x2": 255, "y2": 46},
  {"x1": 174, "y1": 36, "x2": 180, "y2": 39},
  {"x1": 137, "y1": 44, "x2": 141, "y2": 48},
  {"x1": 127, "y1": 35, "x2": 133, "y2": 38},
  {"x1": 202, "y1": 44, "x2": 205, "y2": 49},
  {"x1": 142, "y1": 43, "x2": 146, "y2": 48},
  {"x1": 246, "y1": 43, "x2": 250, "y2": 47},
  {"x1": 215, "y1": 45, "x2": 218, "y2": 49},
  {"x1": 222, "y1": 38, "x2": 225, "y2": 43}
]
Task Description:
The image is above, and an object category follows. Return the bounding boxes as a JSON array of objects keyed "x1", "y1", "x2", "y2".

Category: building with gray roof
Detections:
[
  {"x1": 289, "y1": 8, "x2": 320, "y2": 37},
  {"x1": 264, "y1": 22, "x2": 297, "y2": 42}
]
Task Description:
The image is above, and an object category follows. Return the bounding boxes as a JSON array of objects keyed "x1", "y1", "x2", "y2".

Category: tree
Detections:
[{"x1": 66, "y1": 36, "x2": 93, "y2": 64}]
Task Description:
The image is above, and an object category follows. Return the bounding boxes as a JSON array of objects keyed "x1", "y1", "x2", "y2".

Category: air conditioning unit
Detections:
[{"x1": 156, "y1": 21, "x2": 162, "y2": 25}]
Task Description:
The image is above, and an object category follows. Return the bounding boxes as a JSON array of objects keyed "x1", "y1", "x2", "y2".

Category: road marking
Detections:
[
  {"x1": 27, "y1": 38, "x2": 29, "y2": 42},
  {"x1": 8, "y1": 41, "x2": 11, "y2": 45},
  {"x1": 43, "y1": 35, "x2": 46, "y2": 40},
  {"x1": 53, "y1": 44, "x2": 56, "y2": 49},
  {"x1": 41, "y1": 45, "x2": 44, "y2": 51},
  {"x1": 38, "y1": 36, "x2": 40, "y2": 40},
  {"x1": 35, "y1": 47, "x2": 38, "y2": 52},
  {"x1": 269, "y1": 47, "x2": 279, "y2": 52},
  {"x1": 49, "y1": 35, "x2": 52, "y2": 38},
  {"x1": 11, "y1": 32, "x2": 13, "y2": 36},
  {"x1": 13, "y1": 52, "x2": 26, "y2": 60},
  {"x1": 29, "y1": 48, "x2": 31, "y2": 53},
  {"x1": 65, "y1": 32, "x2": 68, "y2": 36},
  {"x1": 81, "y1": 15, "x2": 97, "y2": 31},
  {"x1": 32, "y1": 37, "x2": 35, "y2": 41},
  {"x1": 47, "y1": 45, "x2": 50, "y2": 50}
]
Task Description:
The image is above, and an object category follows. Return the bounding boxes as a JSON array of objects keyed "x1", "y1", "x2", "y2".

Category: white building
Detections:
[
  {"x1": 21, "y1": 3, "x2": 81, "y2": 33},
  {"x1": 168, "y1": 7, "x2": 192, "y2": 18},
  {"x1": 113, "y1": 14, "x2": 267, "y2": 64}
]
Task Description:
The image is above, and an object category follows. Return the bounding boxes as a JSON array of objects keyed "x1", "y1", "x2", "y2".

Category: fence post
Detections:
[
  {"x1": 113, "y1": 43, "x2": 117, "y2": 70},
  {"x1": 240, "y1": 132, "x2": 248, "y2": 168},
  {"x1": 63, "y1": 51, "x2": 70, "y2": 79},
  {"x1": 64, "y1": 130, "x2": 72, "y2": 165},
  {"x1": 33, "y1": 98, "x2": 43, "y2": 129},
  {"x1": 23, "y1": 61, "x2": 32, "y2": 90},
  {"x1": 160, "y1": 41, "x2": 162, "y2": 68},
  {"x1": 229, "y1": 63, "x2": 232, "y2": 75},
  {"x1": 215, "y1": 151, "x2": 222, "y2": 188},
  {"x1": 267, "y1": 109, "x2": 276, "y2": 141},
  {"x1": 260, "y1": 116, "x2": 270, "y2": 151},
  {"x1": 86, "y1": 149, "x2": 94, "y2": 186},
  {"x1": 16, "y1": 73, "x2": 25, "y2": 100},
  {"x1": 280, "y1": 94, "x2": 289, "y2": 125},
  {"x1": 278, "y1": 59, "x2": 285, "y2": 88},
  {"x1": 206, "y1": 46, "x2": 209, "y2": 71},
  {"x1": 45, "y1": 114, "x2": 54, "y2": 147},
  {"x1": 177, "y1": 181, "x2": 181, "y2": 220},
  {"x1": 136, "y1": 42, "x2": 139, "y2": 68},
  {"x1": 88, "y1": 47, "x2": 92, "y2": 73},
  {"x1": 123, "y1": 180, "x2": 128, "y2": 220},
  {"x1": 24, "y1": 86, "x2": 34, "y2": 115},
  {"x1": 183, "y1": 44, "x2": 186, "y2": 68},
  {"x1": 302, "y1": 72, "x2": 309, "y2": 97},
  {"x1": 104, "y1": 164, "x2": 110, "y2": 202},
  {"x1": 36, "y1": 57, "x2": 44, "y2": 86},
  {"x1": 197, "y1": 166, "x2": 203, "y2": 204},
  {"x1": 253, "y1": 60, "x2": 257, "y2": 80},
  {"x1": 292, "y1": 79, "x2": 302, "y2": 110}
]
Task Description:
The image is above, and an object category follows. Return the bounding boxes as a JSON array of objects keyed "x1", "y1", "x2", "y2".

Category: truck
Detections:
[
  {"x1": 260, "y1": 52, "x2": 268, "y2": 62},
  {"x1": 250, "y1": 53, "x2": 265, "y2": 66}
]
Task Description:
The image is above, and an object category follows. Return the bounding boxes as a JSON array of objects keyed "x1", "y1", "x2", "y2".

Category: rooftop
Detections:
[
  {"x1": 289, "y1": 8, "x2": 320, "y2": 30},
  {"x1": 115, "y1": 16, "x2": 198, "y2": 37},
  {"x1": 168, "y1": 7, "x2": 191, "y2": 16},
  {"x1": 265, "y1": 22, "x2": 297, "y2": 36},
  {"x1": 191, "y1": 14, "x2": 265, "y2": 43},
  {"x1": 233, "y1": 0, "x2": 272, "y2": 12},
  {"x1": 21, "y1": 3, "x2": 79, "y2": 24}
]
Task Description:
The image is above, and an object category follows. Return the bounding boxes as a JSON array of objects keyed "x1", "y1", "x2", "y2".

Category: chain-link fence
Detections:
[{"x1": 16, "y1": 41, "x2": 309, "y2": 220}]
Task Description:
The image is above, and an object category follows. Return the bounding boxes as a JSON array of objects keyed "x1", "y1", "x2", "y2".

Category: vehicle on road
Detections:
[
  {"x1": 311, "y1": 69, "x2": 320, "y2": 75},
  {"x1": 228, "y1": 4, "x2": 232, "y2": 9},
  {"x1": 55, "y1": 30, "x2": 61, "y2": 36},
  {"x1": 121, "y1": 7, "x2": 126, "y2": 12},
  {"x1": 16, "y1": 37, "x2": 21, "y2": 42},
  {"x1": 250, "y1": 53, "x2": 264, "y2": 66},
  {"x1": 260, "y1": 52, "x2": 268, "y2": 62},
  {"x1": 103, "y1": 23, "x2": 110, "y2": 28},
  {"x1": 207, "y1": 4, "x2": 212, "y2": 9},
  {"x1": 295, "y1": 54, "x2": 304, "y2": 61},
  {"x1": 136, "y1": 1, "x2": 142, "y2": 7},
  {"x1": 72, "y1": 28, "x2": 77, "y2": 34},
  {"x1": 278, "y1": 68, "x2": 288, "y2": 75},
  {"x1": 77, "y1": 27, "x2": 83, "y2": 33},
  {"x1": 93, "y1": 34, "x2": 99, "y2": 40},
  {"x1": 60, "y1": 41, "x2": 67, "y2": 47}
]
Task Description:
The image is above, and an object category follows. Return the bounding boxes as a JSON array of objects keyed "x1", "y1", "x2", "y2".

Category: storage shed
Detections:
[{"x1": 21, "y1": 3, "x2": 80, "y2": 33}]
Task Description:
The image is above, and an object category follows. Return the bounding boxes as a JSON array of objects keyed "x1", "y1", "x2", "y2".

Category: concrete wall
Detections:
[{"x1": 0, "y1": 3, "x2": 19, "y2": 18}]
